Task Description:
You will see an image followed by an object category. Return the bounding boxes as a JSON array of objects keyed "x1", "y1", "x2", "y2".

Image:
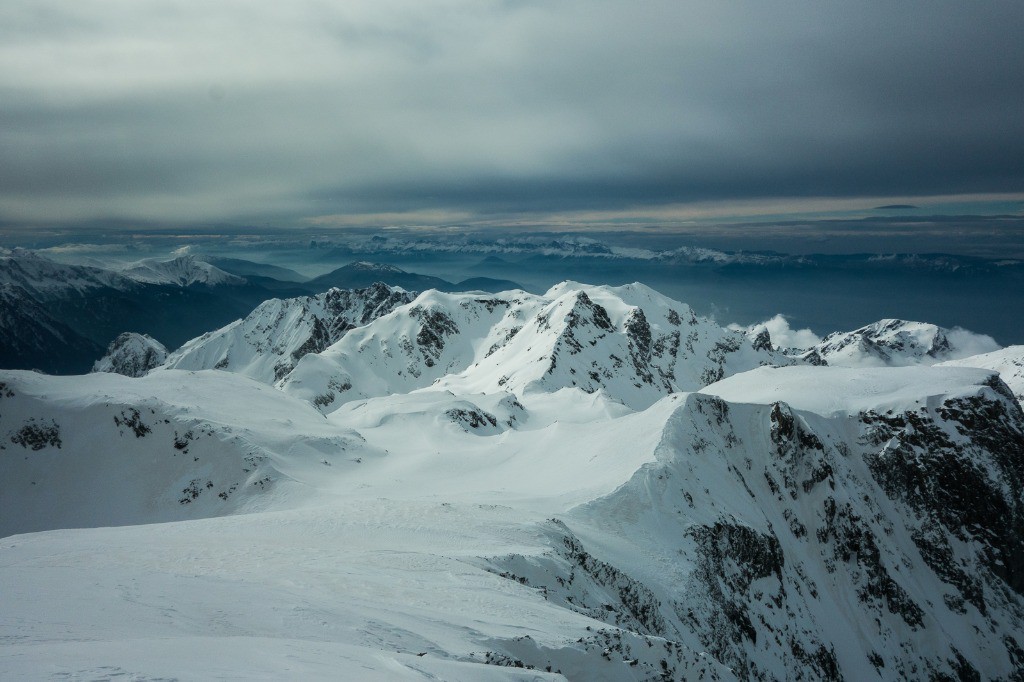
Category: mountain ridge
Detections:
[{"x1": 2, "y1": 275, "x2": 1024, "y2": 680}]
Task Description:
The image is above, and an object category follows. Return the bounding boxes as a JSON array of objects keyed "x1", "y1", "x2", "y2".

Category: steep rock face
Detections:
[
  {"x1": 502, "y1": 283, "x2": 791, "y2": 403},
  {"x1": 800, "y1": 319, "x2": 999, "y2": 367},
  {"x1": 160, "y1": 283, "x2": 416, "y2": 384},
  {"x1": 282, "y1": 290, "x2": 526, "y2": 411},
  {"x1": 282, "y1": 282, "x2": 790, "y2": 412},
  {"x1": 92, "y1": 332, "x2": 169, "y2": 377},
  {"x1": 480, "y1": 370, "x2": 1024, "y2": 680}
]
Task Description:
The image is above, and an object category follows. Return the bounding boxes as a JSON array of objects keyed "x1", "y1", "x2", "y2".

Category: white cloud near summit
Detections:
[{"x1": 731, "y1": 315, "x2": 822, "y2": 351}]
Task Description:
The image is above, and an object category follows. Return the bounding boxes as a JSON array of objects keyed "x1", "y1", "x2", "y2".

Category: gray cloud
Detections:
[{"x1": 1, "y1": 0, "x2": 1022, "y2": 225}]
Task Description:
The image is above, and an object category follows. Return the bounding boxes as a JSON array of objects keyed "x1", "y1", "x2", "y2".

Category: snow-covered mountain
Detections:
[
  {"x1": 796, "y1": 318, "x2": 1000, "y2": 367},
  {"x1": 1, "y1": 249, "x2": 242, "y2": 291},
  {"x1": 3, "y1": 362, "x2": 1023, "y2": 679},
  {"x1": 0, "y1": 249, "x2": 320, "y2": 372},
  {"x1": 0, "y1": 247, "x2": 136, "y2": 296},
  {"x1": 3, "y1": 279, "x2": 1024, "y2": 680},
  {"x1": 281, "y1": 282, "x2": 790, "y2": 412},
  {"x1": 306, "y1": 260, "x2": 521, "y2": 294},
  {"x1": 0, "y1": 284, "x2": 104, "y2": 373},
  {"x1": 160, "y1": 283, "x2": 417, "y2": 383},
  {"x1": 118, "y1": 255, "x2": 246, "y2": 286},
  {"x1": 92, "y1": 332, "x2": 169, "y2": 377}
]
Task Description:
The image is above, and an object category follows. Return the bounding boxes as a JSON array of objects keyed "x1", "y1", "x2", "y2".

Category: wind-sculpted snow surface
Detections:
[
  {"x1": 282, "y1": 282, "x2": 789, "y2": 412},
  {"x1": 939, "y1": 345, "x2": 1024, "y2": 405},
  {"x1": 2, "y1": 283, "x2": 1024, "y2": 680}
]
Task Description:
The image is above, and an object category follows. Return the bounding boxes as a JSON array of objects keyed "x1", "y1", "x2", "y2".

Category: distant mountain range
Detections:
[
  {"x1": 0, "y1": 249, "x2": 523, "y2": 374},
  {"x1": 297, "y1": 234, "x2": 1024, "y2": 344},
  {"x1": 305, "y1": 260, "x2": 520, "y2": 294}
]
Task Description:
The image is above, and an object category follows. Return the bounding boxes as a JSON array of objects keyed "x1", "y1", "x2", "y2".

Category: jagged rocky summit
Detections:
[
  {"x1": 160, "y1": 282, "x2": 417, "y2": 383},
  {"x1": 92, "y1": 332, "x2": 169, "y2": 378},
  {"x1": 280, "y1": 281, "x2": 791, "y2": 412},
  {"x1": 797, "y1": 318, "x2": 999, "y2": 367}
]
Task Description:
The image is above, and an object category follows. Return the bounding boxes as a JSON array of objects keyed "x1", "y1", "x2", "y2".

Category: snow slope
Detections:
[
  {"x1": 0, "y1": 370, "x2": 376, "y2": 537},
  {"x1": 939, "y1": 345, "x2": 1024, "y2": 404}
]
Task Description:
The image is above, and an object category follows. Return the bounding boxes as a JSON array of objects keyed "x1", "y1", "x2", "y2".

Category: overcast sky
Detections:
[{"x1": 2, "y1": 1, "x2": 1023, "y2": 228}]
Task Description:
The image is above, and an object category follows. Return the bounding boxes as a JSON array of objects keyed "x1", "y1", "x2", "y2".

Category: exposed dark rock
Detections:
[
  {"x1": 11, "y1": 419, "x2": 62, "y2": 450},
  {"x1": 410, "y1": 305, "x2": 459, "y2": 366},
  {"x1": 817, "y1": 499, "x2": 924, "y2": 628},
  {"x1": 113, "y1": 408, "x2": 151, "y2": 438},
  {"x1": 751, "y1": 329, "x2": 773, "y2": 353},
  {"x1": 446, "y1": 408, "x2": 499, "y2": 430}
]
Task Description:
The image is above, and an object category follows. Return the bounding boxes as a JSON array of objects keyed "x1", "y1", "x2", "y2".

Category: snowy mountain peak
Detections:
[
  {"x1": 281, "y1": 281, "x2": 791, "y2": 412},
  {"x1": 119, "y1": 255, "x2": 246, "y2": 286},
  {"x1": 345, "y1": 261, "x2": 404, "y2": 273},
  {"x1": 750, "y1": 327, "x2": 773, "y2": 352},
  {"x1": 159, "y1": 283, "x2": 417, "y2": 384},
  {"x1": 800, "y1": 317, "x2": 1000, "y2": 367},
  {"x1": 92, "y1": 332, "x2": 169, "y2": 378}
]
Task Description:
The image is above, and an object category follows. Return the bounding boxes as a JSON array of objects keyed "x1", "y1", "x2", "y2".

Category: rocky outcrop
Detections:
[{"x1": 92, "y1": 332, "x2": 169, "y2": 377}]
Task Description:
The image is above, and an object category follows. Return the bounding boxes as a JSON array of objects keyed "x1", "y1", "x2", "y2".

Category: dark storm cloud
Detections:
[{"x1": 1, "y1": 1, "x2": 1022, "y2": 225}]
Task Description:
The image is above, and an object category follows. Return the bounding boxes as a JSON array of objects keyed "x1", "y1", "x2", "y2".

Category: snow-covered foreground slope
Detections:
[
  {"x1": 282, "y1": 282, "x2": 789, "y2": 412},
  {"x1": 3, "y1": 357, "x2": 1024, "y2": 679},
  {"x1": 0, "y1": 370, "x2": 377, "y2": 537}
]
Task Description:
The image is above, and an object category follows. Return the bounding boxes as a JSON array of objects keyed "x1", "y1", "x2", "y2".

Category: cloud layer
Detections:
[
  {"x1": 730, "y1": 315, "x2": 822, "y2": 351},
  {"x1": 2, "y1": 1, "x2": 1023, "y2": 225}
]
